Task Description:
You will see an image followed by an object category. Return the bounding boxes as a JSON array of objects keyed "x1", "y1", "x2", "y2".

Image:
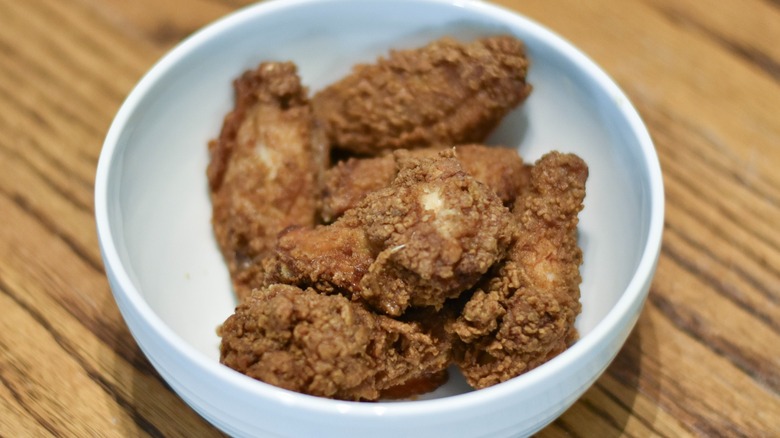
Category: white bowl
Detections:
[{"x1": 95, "y1": 0, "x2": 664, "y2": 436}]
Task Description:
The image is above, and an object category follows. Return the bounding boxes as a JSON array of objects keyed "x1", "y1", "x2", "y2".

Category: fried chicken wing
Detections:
[
  {"x1": 450, "y1": 151, "x2": 588, "y2": 389},
  {"x1": 312, "y1": 36, "x2": 532, "y2": 155},
  {"x1": 218, "y1": 284, "x2": 451, "y2": 401},
  {"x1": 320, "y1": 144, "x2": 529, "y2": 222},
  {"x1": 266, "y1": 151, "x2": 515, "y2": 316},
  {"x1": 208, "y1": 62, "x2": 321, "y2": 301}
]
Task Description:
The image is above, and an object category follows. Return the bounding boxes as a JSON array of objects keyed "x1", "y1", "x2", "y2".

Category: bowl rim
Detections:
[{"x1": 94, "y1": 0, "x2": 664, "y2": 420}]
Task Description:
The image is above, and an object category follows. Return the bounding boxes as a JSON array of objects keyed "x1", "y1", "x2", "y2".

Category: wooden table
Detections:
[{"x1": 1, "y1": 0, "x2": 778, "y2": 436}]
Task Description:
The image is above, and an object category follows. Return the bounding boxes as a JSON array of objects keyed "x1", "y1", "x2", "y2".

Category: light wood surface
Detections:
[{"x1": 1, "y1": 0, "x2": 778, "y2": 436}]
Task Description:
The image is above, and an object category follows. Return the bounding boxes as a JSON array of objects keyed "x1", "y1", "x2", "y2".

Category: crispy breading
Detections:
[
  {"x1": 263, "y1": 224, "x2": 373, "y2": 296},
  {"x1": 266, "y1": 151, "x2": 515, "y2": 316},
  {"x1": 450, "y1": 151, "x2": 588, "y2": 389},
  {"x1": 354, "y1": 151, "x2": 516, "y2": 315},
  {"x1": 320, "y1": 145, "x2": 529, "y2": 222},
  {"x1": 208, "y1": 62, "x2": 321, "y2": 301},
  {"x1": 212, "y1": 40, "x2": 590, "y2": 400},
  {"x1": 218, "y1": 284, "x2": 452, "y2": 401},
  {"x1": 312, "y1": 36, "x2": 531, "y2": 155},
  {"x1": 320, "y1": 152, "x2": 400, "y2": 223}
]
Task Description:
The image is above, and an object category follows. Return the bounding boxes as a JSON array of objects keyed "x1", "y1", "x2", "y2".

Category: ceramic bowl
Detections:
[{"x1": 95, "y1": 0, "x2": 664, "y2": 436}]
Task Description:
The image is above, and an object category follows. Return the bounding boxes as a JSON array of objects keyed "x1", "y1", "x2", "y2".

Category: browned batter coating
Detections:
[
  {"x1": 356, "y1": 151, "x2": 516, "y2": 315},
  {"x1": 453, "y1": 145, "x2": 531, "y2": 205},
  {"x1": 212, "y1": 38, "x2": 590, "y2": 400},
  {"x1": 312, "y1": 35, "x2": 532, "y2": 155},
  {"x1": 265, "y1": 224, "x2": 373, "y2": 296},
  {"x1": 320, "y1": 145, "x2": 529, "y2": 222},
  {"x1": 450, "y1": 151, "x2": 588, "y2": 389},
  {"x1": 208, "y1": 62, "x2": 320, "y2": 301},
  {"x1": 265, "y1": 151, "x2": 516, "y2": 316},
  {"x1": 218, "y1": 284, "x2": 452, "y2": 401},
  {"x1": 320, "y1": 152, "x2": 400, "y2": 223}
]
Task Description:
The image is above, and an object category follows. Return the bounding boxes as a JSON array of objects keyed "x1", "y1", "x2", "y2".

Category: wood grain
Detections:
[{"x1": 0, "y1": 0, "x2": 777, "y2": 436}]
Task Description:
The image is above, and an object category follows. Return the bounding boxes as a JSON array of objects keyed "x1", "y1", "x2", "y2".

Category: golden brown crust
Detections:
[
  {"x1": 451, "y1": 151, "x2": 588, "y2": 389},
  {"x1": 266, "y1": 151, "x2": 515, "y2": 316},
  {"x1": 212, "y1": 39, "x2": 589, "y2": 400},
  {"x1": 320, "y1": 145, "x2": 527, "y2": 222},
  {"x1": 208, "y1": 62, "x2": 320, "y2": 301},
  {"x1": 218, "y1": 151, "x2": 587, "y2": 398},
  {"x1": 264, "y1": 225, "x2": 374, "y2": 296},
  {"x1": 218, "y1": 285, "x2": 452, "y2": 401},
  {"x1": 454, "y1": 145, "x2": 529, "y2": 204},
  {"x1": 312, "y1": 35, "x2": 532, "y2": 155},
  {"x1": 353, "y1": 150, "x2": 516, "y2": 315},
  {"x1": 320, "y1": 152, "x2": 401, "y2": 223}
]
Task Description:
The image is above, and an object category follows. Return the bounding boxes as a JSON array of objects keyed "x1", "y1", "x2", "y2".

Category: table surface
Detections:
[{"x1": 1, "y1": 0, "x2": 778, "y2": 436}]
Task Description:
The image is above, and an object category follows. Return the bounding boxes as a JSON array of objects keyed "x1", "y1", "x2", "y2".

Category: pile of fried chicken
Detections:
[{"x1": 208, "y1": 35, "x2": 588, "y2": 401}]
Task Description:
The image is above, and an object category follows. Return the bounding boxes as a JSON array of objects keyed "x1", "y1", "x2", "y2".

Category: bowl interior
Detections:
[{"x1": 102, "y1": 0, "x2": 655, "y2": 401}]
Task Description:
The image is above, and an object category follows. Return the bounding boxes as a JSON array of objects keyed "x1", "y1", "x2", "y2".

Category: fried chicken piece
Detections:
[
  {"x1": 265, "y1": 151, "x2": 515, "y2": 316},
  {"x1": 312, "y1": 35, "x2": 532, "y2": 155},
  {"x1": 453, "y1": 145, "x2": 531, "y2": 205},
  {"x1": 356, "y1": 152, "x2": 516, "y2": 315},
  {"x1": 218, "y1": 284, "x2": 451, "y2": 401},
  {"x1": 208, "y1": 62, "x2": 321, "y2": 301},
  {"x1": 266, "y1": 224, "x2": 373, "y2": 295},
  {"x1": 321, "y1": 145, "x2": 529, "y2": 222},
  {"x1": 320, "y1": 151, "x2": 400, "y2": 223},
  {"x1": 450, "y1": 151, "x2": 588, "y2": 389}
]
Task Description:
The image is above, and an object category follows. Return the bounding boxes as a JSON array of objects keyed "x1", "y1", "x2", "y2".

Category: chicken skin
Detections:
[
  {"x1": 208, "y1": 62, "x2": 321, "y2": 302},
  {"x1": 265, "y1": 151, "x2": 516, "y2": 316},
  {"x1": 449, "y1": 151, "x2": 588, "y2": 389},
  {"x1": 320, "y1": 145, "x2": 529, "y2": 222},
  {"x1": 218, "y1": 284, "x2": 452, "y2": 401},
  {"x1": 312, "y1": 35, "x2": 532, "y2": 155}
]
